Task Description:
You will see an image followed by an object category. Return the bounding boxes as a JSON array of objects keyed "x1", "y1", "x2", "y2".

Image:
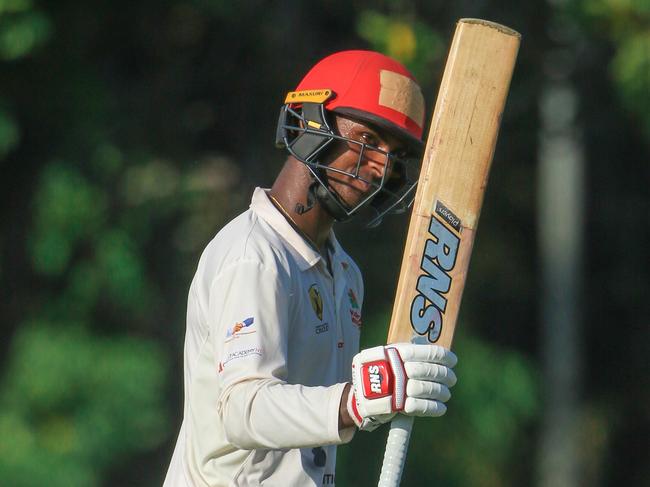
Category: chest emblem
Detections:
[{"x1": 308, "y1": 284, "x2": 323, "y2": 321}]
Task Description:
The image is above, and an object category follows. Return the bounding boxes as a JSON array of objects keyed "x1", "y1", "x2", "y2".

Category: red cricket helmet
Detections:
[
  {"x1": 275, "y1": 50, "x2": 425, "y2": 226},
  {"x1": 290, "y1": 50, "x2": 425, "y2": 150}
]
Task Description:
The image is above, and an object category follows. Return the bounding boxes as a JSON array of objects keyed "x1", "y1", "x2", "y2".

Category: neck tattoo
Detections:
[{"x1": 268, "y1": 193, "x2": 322, "y2": 253}]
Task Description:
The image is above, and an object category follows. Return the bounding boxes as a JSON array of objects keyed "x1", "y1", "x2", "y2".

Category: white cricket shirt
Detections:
[{"x1": 163, "y1": 188, "x2": 364, "y2": 486}]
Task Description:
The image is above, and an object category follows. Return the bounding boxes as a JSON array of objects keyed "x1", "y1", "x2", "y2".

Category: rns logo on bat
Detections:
[{"x1": 410, "y1": 206, "x2": 461, "y2": 343}]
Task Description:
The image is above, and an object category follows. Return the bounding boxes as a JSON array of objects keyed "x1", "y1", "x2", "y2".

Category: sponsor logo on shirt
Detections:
[
  {"x1": 350, "y1": 310, "x2": 362, "y2": 328},
  {"x1": 315, "y1": 323, "x2": 329, "y2": 334},
  {"x1": 308, "y1": 284, "x2": 323, "y2": 321},
  {"x1": 219, "y1": 346, "x2": 263, "y2": 372},
  {"x1": 348, "y1": 288, "x2": 362, "y2": 328},
  {"x1": 225, "y1": 317, "x2": 255, "y2": 342},
  {"x1": 348, "y1": 288, "x2": 359, "y2": 309}
]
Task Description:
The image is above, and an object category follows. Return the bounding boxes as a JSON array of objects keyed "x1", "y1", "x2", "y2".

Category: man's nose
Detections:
[
  {"x1": 363, "y1": 150, "x2": 392, "y2": 181},
  {"x1": 366, "y1": 160, "x2": 386, "y2": 180}
]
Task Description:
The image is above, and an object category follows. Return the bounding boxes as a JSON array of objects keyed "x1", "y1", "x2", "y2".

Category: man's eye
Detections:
[{"x1": 361, "y1": 133, "x2": 378, "y2": 146}]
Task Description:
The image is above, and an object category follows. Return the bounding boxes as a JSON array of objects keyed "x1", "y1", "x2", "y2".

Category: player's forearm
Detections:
[
  {"x1": 339, "y1": 383, "x2": 355, "y2": 429},
  {"x1": 220, "y1": 379, "x2": 354, "y2": 450}
]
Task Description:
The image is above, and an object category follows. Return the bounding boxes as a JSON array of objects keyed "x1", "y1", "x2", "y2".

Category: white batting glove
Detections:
[{"x1": 347, "y1": 343, "x2": 457, "y2": 431}]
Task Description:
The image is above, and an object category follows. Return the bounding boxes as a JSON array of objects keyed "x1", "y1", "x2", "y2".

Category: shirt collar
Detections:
[{"x1": 250, "y1": 187, "x2": 336, "y2": 271}]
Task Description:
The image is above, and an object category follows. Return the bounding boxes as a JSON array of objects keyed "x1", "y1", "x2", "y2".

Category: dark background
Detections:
[{"x1": 0, "y1": 1, "x2": 647, "y2": 485}]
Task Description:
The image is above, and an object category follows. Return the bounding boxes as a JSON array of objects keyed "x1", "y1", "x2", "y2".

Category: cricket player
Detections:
[{"x1": 164, "y1": 50, "x2": 458, "y2": 487}]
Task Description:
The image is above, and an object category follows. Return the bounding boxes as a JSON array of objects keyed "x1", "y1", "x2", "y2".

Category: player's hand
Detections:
[{"x1": 347, "y1": 343, "x2": 457, "y2": 431}]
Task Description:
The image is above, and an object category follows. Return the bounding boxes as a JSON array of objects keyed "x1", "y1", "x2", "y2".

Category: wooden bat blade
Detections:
[
  {"x1": 387, "y1": 19, "x2": 521, "y2": 348},
  {"x1": 378, "y1": 19, "x2": 520, "y2": 487}
]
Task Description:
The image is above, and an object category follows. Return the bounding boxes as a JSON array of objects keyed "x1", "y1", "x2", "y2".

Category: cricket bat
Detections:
[{"x1": 377, "y1": 19, "x2": 521, "y2": 486}]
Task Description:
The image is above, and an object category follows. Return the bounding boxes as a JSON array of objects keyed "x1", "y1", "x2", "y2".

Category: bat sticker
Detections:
[{"x1": 434, "y1": 200, "x2": 462, "y2": 233}]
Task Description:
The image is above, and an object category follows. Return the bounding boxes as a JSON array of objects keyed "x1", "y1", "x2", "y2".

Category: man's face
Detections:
[{"x1": 322, "y1": 115, "x2": 408, "y2": 209}]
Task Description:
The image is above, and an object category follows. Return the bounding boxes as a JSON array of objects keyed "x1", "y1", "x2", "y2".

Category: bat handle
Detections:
[{"x1": 377, "y1": 415, "x2": 414, "y2": 487}]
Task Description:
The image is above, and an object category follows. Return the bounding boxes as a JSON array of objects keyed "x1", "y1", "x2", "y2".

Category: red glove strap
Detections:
[{"x1": 347, "y1": 391, "x2": 363, "y2": 426}]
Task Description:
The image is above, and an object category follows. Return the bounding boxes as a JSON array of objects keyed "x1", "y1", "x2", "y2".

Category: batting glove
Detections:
[{"x1": 347, "y1": 343, "x2": 457, "y2": 431}]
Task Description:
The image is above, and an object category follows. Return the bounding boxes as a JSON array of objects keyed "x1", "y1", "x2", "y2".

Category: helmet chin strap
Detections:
[
  {"x1": 295, "y1": 179, "x2": 351, "y2": 222},
  {"x1": 314, "y1": 182, "x2": 350, "y2": 222}
]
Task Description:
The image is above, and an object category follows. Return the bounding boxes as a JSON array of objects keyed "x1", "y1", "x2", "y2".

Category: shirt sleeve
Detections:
[{"x1": 209, "y1": 258, "x2": 353, "y2": 450}]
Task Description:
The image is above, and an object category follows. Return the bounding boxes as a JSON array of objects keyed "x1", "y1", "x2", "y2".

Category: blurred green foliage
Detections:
[
  {"x1": 573, "y1": 0, "x2": 650, "y2": 136},
  {"x1": 357, "y1": 10, "x2": 444, "y2": 84},
  {"x1": 611, "y1": 32, "x2": 650, "y2": 134},
  {"x1": 30, "y1": 163, "x2": 108, "y2": 276},
  {"x1": 0, "y1": 323, "x2": 167, "y2": 486},
  {"x1": 0, "y1": 0, "x2": 50, "y2": 61},
  {"x1": 0, "y1": 106, "x2": 19, "y2": 157}
]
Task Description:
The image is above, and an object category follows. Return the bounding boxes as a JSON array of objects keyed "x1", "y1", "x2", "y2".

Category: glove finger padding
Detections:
[
  {"x1": 404, "y1": 362, "x2": 457, "y2": 387},
  {"x1": 404, "y1": 397, "x2": 448, "y2": 417},
  {"x1": 391, "y1": 343, "x2": 457, "y2": 367},
  {"x1": 406, "y1": 379, "x2": 451, "y2": 402}
]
